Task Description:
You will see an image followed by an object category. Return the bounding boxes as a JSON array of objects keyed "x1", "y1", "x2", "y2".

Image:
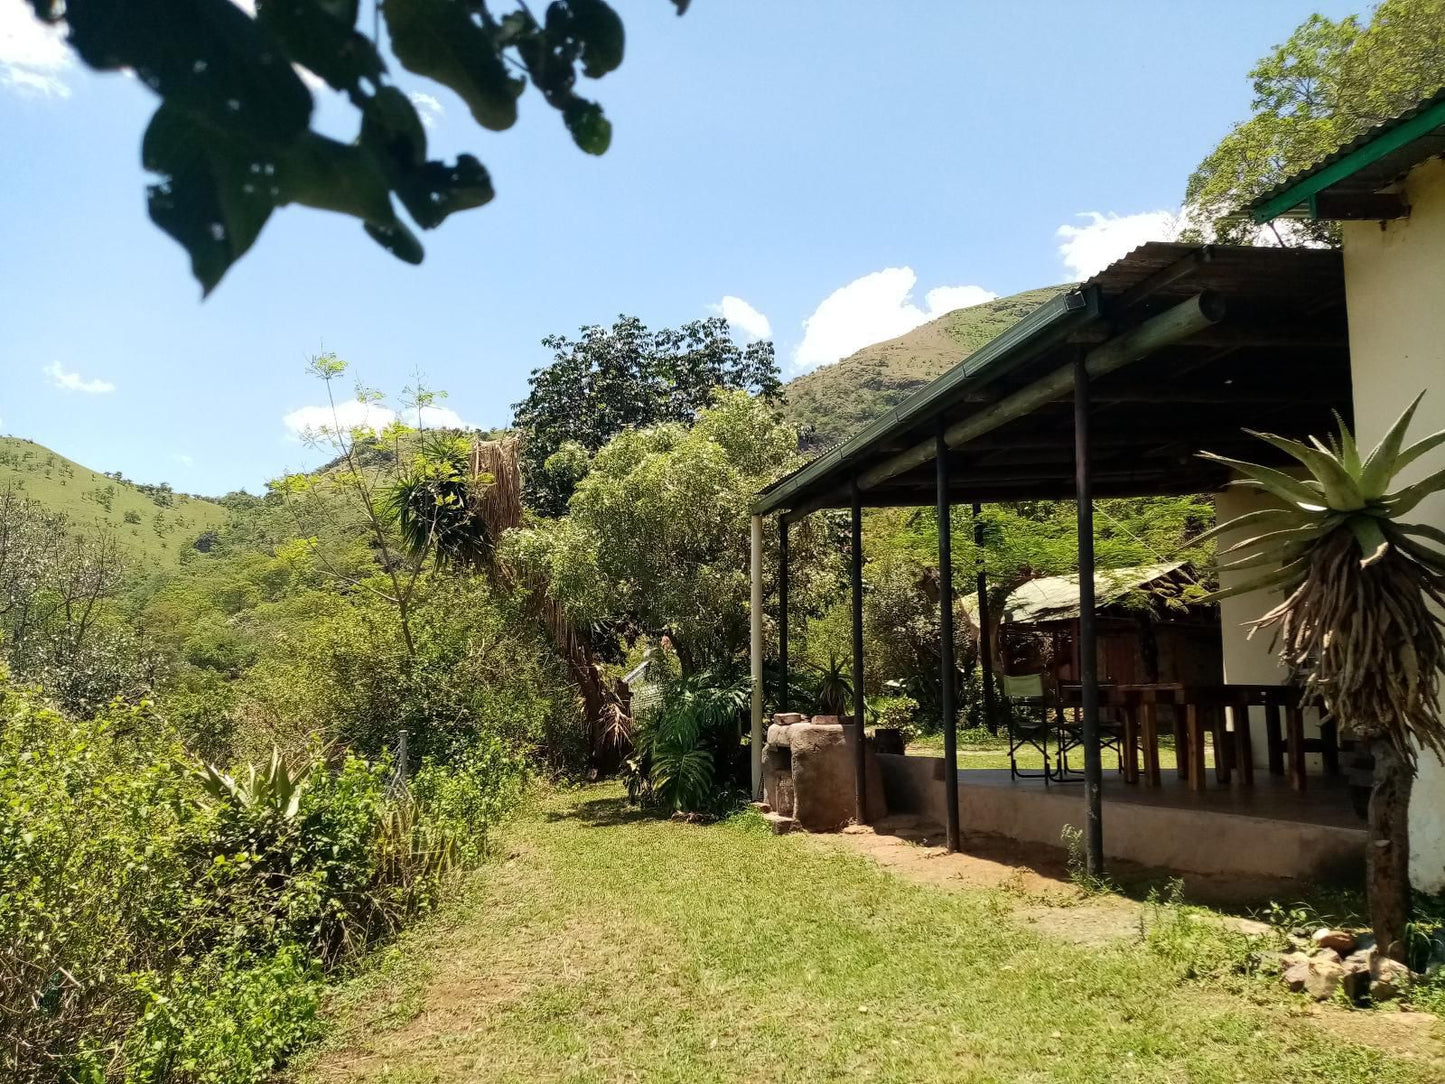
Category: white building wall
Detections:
[{"x1": 1340, "y1": 156, "x2": 1445, "y2": 893}]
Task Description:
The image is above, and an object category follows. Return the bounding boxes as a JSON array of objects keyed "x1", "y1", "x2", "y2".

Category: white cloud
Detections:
[
  {"x1": 282, "y1": 399, "x2": 472, "y2": 440},
  {"x1": 710, "y1": 295, "x2": 771, "y2": 341},
  {"x1": 791, "y1": 268, "x2": 997, "y2": 373},
  {"x1": 1055, "y1": 210, "x2": 1184, "y2": 281},
  {"x1": 45, "y1": 361, "x2": 115, "y2": 394},
  {"x1": 174, "y1": 453, "x2": 194, "y2": 467},
  {"x1": 409, "y1": 91, "x2": 444, "y2": 128},
  {"x1": 1, "y1": 1, "x2": 72, "y2": 98}
]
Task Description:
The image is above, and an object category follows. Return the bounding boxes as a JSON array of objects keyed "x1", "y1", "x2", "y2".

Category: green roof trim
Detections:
[{"x1": 1251, "y1": 90, "x2": 1445, "y2": 223}]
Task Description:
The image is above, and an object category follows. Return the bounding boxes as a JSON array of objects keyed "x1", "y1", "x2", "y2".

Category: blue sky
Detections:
[{"x1": 1, "y1": 0, "x2": 1358, "y2": 496}]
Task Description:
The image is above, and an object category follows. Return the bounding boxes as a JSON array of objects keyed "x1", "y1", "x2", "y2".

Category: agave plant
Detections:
[
  {"x1": 1198, "y1": 393, "x2": 1445, "y2": 959},
  {"x1": 196, "y1": 747, "x2": 313, "y2": 820},
  {"x1": 813, "y1": 655, "x2": 854, "y2": 718}
]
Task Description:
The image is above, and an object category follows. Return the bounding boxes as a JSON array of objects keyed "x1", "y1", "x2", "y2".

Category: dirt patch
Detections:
[
  {"x1": 1296, "y1": 1002, "x2": 1445, "y2": 1063},
  {"x1": 812, "y1": 817, "x2": 1271, "y2": 946}
]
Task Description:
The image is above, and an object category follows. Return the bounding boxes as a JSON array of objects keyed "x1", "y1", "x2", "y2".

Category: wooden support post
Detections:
[
  {"x1": 850, "y1": 481, "x2": 868, "y2": 825},
  {"x1": 1213, "y1": 705, "x2": 1231, "y2": 785},
  {"x1": 778, "y1": 518, "x2": 789, "y2": 712},
  {"x1": 1073, "y1": 354, "x2": 1104, "y2": 877},
  {"x1": 1186, "y1": 704, "x2": 1207, "y2": 792},
  {"x1": 1140, "y1": 701, "x2": 1161, "y2": 787},
  {"x1": 937, "y1": 433, "x2": 961, "y2": 852},
  {"x1": 1264, "y1": 699, "x2": 1285, "y2": 776},
  {"x1": 973, "y1": 502, "x2": 998, "y2": 734},
  {"x1": 1121, "y1": 699, "x2": 1139, "y2": 785},
  {"x1": 1231, "y1": 702, "x2": 1255, "y2": 788},
  {"x1": 750, "y1": 515, "x2": 764, "y2": 798},
  {"x1": 1287, "y1": 703, "x2": 1307, "y2": 792}
]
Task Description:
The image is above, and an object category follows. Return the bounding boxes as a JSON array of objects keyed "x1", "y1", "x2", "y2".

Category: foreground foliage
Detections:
[
  {"x1": 25, "y1": 0, "x2": 690, "y2": 292},
  {"x1": 0, "y1": 674, "x2": 522, "y2": 1082}
]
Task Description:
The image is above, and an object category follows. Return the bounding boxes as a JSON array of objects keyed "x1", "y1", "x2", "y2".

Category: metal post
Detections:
[
  {"x1": 850, "y1": 480, "x2": 867, "y2": 825},
  {"x1": 750, "y1": 514, "x2": 764, "y2": 798},
  {"x1": 937, "y1": 434, "x2": 961, "y2": 852},
  {"x1": 973, "y1": 502, "x2": 997, "y2": 735},
  {"x1": 1073, "y1": 354, "x2": 1104, "y2": 877},
  {"x1": 778, "y1": 518, "x2": 790, "y2": 712}
]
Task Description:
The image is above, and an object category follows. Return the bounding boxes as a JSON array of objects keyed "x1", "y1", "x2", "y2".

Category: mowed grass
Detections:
[
  {"x1": 906, "y1": 730, "x2": 1203, "y2": 773},
  {"x1": 0, "y1": 435, "x2": 227, "y2": 565},
  {"x1": 301, "y1": 784, "x2": 1438, "y2": 1084}
]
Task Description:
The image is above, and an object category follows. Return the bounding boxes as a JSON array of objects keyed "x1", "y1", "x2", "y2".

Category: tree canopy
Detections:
[
  {"x1": 1183, "y1": 0, "x2": 1445, "y2": 244},
  {"x1": 25, "y1": 0, "x2": 688, "y2": 293},
  {"x1": 512, "y1": 315, "x2": 781, "y2": 515}
]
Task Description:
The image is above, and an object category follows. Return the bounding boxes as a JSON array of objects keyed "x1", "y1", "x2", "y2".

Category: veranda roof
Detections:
[
  {"x1": 1250, "y1": 86, "x2": 1445, "y2": 223},
  {"x1": 755, "y1": 243, "x2": 1351, "y2": 519}
]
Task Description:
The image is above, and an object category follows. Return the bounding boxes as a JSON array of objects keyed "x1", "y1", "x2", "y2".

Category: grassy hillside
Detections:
[
  {"x1": 0, "y1": 436, "x2": 228, "y2": 565},
  {"x1": 782, "y1": 285, "x2": 1072, "y2": 449}
]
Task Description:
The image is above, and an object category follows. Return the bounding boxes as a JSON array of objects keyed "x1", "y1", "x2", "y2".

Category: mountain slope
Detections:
[
  {"x1": 781, "y1": 285, "x2": 1072, "y2": 449},
  {"x1": 0, "y1": 436, "x2": 228, "y2": 566}
]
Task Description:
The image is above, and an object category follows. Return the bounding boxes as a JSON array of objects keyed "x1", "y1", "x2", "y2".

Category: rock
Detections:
[
  {"x1": 749, "y1": 801, "x2": 771, "y2": 814},
  {"x1": 1302, "y1": 958, "x2": 1344, "y2": 1001},
  {"x1": 788, "y1": 722, "x2": 886, "y2": 831},
  {"x1": 766, "y1": 723, "x2": 793, "y2": 748},
  {"x1": 761, "y1": 743, "x2": 795, "y2": 817},
  {"x1": 761, "y1": 811, "x2": 797, "y2": 835},
  {"x1": 1369, "y1": 953, "x2": 1414, "y2": 1002},
  {"x1": 1282, "y1": 960, "x2": 1312, "y2": 992},
  {"x1": 1313, "y1": 948, "x2": 1342, "y2": 966},
  {"x1": 1312, "y1": 927, "x2": 1356, "y2": 955},
  {"x1": 771, "y1": 712, "x2": 805, "y2": 726},
  {"x1": 1341, "y1": 950, "x2": 1372, "y2": 1002}
]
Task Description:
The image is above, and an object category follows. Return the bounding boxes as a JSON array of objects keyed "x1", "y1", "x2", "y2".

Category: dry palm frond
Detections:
[{"x1": 1199, "y1": 394, "x2": 1445, "y2": 767}]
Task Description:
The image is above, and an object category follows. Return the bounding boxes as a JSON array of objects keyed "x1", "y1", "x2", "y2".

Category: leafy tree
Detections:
[
  {"x1": 23, "y1": 0, "x2": 689, "y2": 293},
  {"x1": 1183, "y1": 0, "x2": 1445, "y2": 245},
  {"x1": 512, "y1": 315, "x2": 782, "y2": 515},
  {"x1": 506, "y1": 391, "x2": 812, "y2": 673}
]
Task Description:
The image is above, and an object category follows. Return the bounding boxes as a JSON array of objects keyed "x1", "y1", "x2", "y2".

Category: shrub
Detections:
[
  {"x1": 626, "y1": 670, "x2": 749, "y2": 815},
  {"x1": 0, "y1": 672, "x2": 523, "y2": 1082}
]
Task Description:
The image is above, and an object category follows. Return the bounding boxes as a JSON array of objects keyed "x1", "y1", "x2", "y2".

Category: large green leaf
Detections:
[
  {"x1": 1394, "y1": 427, "x2": 1445, "y2": 478},
  {"x1": 567, "y1": 0, "x2": 627, "y2": 78},
  {"x1": 1359, "y1": 391, "x2": 1425, "y2": 498},
  {"x1": 385, "y1": 0, "x2": 524, "y2": 131},
  {"x1": 1185, "y1": 505, "x2": 1316, "y2": 548},
  {"x1": 1195, "y1": 555, "x2": 1309, "y2": 604},
  {"x1": 1199, "y1": 451, "x2": 1325, "y2": 509},
  {"x1": 1384, "y1": 465, "x2": 1445, "y2": 519},
  {"x1": 256, "y1": 0, "x2": 386, "y2": 94},
  {"x1": 65, "y1": 0, "x2": 312, "y2": 143},
  {"x1": 1244, "y1": 429, "x2": 1364, "y2": 510},
  {"x1": 394, "y1": 156, "x2": 495, "y2": 230},
  {"x1": 142, "y1": 105, "x2": 278, "y2": 295}
]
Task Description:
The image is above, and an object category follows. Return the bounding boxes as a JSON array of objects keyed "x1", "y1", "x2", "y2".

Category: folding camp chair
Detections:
[
  {"x1": 1056, "y1": 685, "x2": 1125, "y2": 780},
  {"x1": 1001, "y1": 673, "x2": 1058, "y2": 782}
]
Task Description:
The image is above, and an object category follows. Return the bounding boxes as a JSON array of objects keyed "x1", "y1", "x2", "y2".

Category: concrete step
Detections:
[{"x1": 761, "y1": 811, "x2": 797, "y2": 835}]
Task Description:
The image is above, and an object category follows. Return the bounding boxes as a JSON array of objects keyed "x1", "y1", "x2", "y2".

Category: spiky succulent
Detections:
[{"x1": 1197, "y1": 393, "x2": 1445, "y2": 767}]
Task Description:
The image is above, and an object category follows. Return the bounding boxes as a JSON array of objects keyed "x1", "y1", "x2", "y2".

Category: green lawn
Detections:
[
  {"x1": 906, "y1": 731, "x2": 1206, "y2": 773},
  {"x1": 301, "y1": 784, "x2": 1439, "y2": 1083}
]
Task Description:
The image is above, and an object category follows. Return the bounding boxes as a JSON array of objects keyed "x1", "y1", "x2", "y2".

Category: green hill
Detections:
[
  {"x1": 781, "y1": 285, "x2": 1072, "y2": 449},
  {"x1": 0, "y1": 436, "x2": 228, "y2": 566}
]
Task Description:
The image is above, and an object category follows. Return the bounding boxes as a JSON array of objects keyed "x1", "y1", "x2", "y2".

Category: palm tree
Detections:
[{"x1": 1198, "y1": 394, "x2": 1445, "y2": 960}]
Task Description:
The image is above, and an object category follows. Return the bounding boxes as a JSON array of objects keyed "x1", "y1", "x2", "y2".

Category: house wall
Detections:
[
  {"x1": 1340, "y1": 156, "x2": 1445, "y2": 894},
  {"x1": 1215, "y1": 487, "x2": 1328, "y2": 774}
]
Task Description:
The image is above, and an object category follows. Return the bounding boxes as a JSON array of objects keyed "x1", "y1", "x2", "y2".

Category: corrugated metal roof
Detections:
[
  {"x1": 1250, "y1": 85, "x2": 1445, "y2": 221},
  {"x1": 964, "y1": 561, "x2": 1193, "y2": 625}
]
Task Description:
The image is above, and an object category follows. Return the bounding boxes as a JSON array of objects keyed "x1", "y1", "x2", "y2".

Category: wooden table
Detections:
[{"x1": 1058, "y1": 683, "x2": 1339, "y2": 793}]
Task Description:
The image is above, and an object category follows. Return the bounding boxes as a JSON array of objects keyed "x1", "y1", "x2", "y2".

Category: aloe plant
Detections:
[
  {"x1": 1199, "y1": 393, "x2": 1445, "y2": 960},
  {"x1": 196, "y1": 747, "x2": 312, "y2": 820}
]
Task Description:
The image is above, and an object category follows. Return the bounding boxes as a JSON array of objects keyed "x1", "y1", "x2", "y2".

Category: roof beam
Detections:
[
  {"x1": 1311, "y1": 192, "x2": 1409, "y2": 220},
  {"x1": 858, "y1": 293, "x2": 1223, "y2": 491}
]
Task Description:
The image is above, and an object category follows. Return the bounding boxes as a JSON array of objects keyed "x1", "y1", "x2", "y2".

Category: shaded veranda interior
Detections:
[{"x1": 749, "y1": 242, "x2": 1355, "y2": 878}]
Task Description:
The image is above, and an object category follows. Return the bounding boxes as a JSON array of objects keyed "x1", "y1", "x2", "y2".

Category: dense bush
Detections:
[
  {"x1": 0, "y1": 674, "x2": 523, "y2": 1082},
  {"x1": 624, "y1": 670, "x2": 750, "y2": 815}
]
